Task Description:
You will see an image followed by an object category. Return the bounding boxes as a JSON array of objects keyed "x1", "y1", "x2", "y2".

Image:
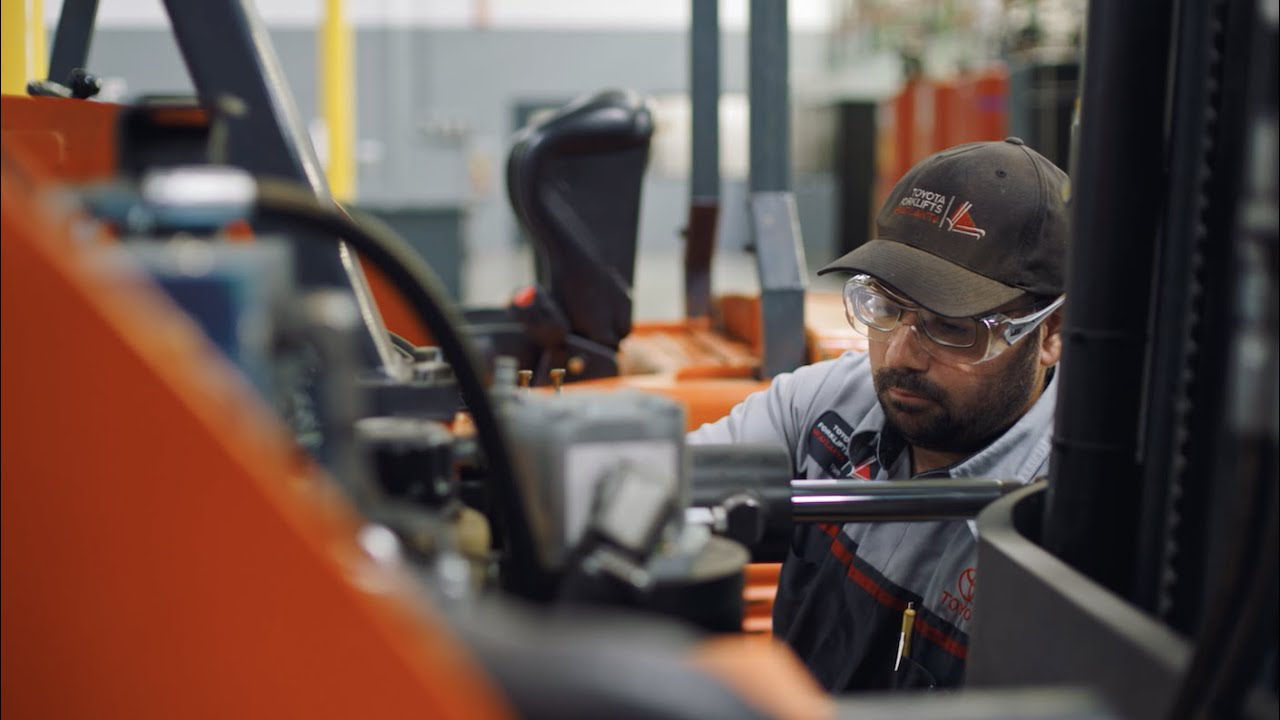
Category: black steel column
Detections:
[
  {"x1": 1132, "y1": 0, "x2": 1259, "y2": 631},
  {"x1": 1042, "y1": 0, "x2": 1175, "y2": 596},
  {"x1": 47, "y1": 0, "x2": 99, "y2": 84},
  {"x1": 748, "y1": 0, "x2": 806, "y2": 377},
  {"x1": 1171, "y1": 2, "x2": 1278, "y2": 714},
  {"x1": 161, "y1": 0, "x2": 400, "y2": 373},
  {"x1": 684, "y1": 0, "x2": 720, "y2": 319},
  {"x1": 749, "y1": 0, "x2": 788, "y2": 194}
]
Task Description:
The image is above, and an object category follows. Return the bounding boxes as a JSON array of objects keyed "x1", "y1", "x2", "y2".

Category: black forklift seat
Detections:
[{"x1": 507, "y1": 89, "x2": 653, "y2": 352}]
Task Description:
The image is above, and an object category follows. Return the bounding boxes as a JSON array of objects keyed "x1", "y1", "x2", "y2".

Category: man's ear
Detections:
[{"x1": 1039, "y1": 311, "x2": 1063, "y2": 367}]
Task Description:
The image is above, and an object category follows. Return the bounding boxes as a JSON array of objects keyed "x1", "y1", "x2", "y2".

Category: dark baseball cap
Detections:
[{"x1": 819, "y1": 137, "x2": 1070, "y2": 317}]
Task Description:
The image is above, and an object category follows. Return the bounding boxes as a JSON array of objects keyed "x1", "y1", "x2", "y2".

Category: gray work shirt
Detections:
[{"x1": 688, "y1": 351, "x2": 1057, "y2": 690}]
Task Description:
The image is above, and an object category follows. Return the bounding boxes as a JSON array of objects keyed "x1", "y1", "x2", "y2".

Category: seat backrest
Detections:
[{"x1": 507, "y1": 89, "x2": 653, "y2": 350}]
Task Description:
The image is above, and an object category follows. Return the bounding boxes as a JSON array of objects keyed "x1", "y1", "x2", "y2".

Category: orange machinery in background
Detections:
[
  {"x1": 0, "y1": 95, "x2": 120, "y2": 180},
  {"x1": 876, "y1": 65, "x2": 1009, "y2": 209},
  {"x1": 367, "y1": 272, "x2": 865, "y2": 432},
  {"x1": 0, "y1": 105, "x2": 509, "y2": 720}
]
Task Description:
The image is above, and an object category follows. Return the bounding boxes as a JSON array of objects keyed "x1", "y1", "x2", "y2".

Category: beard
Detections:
[{"x1": 873, "y1": 335, "x2": 1040, "y2": 455}]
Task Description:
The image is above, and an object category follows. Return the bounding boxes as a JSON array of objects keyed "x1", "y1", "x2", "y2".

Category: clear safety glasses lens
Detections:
[
  {"x1": 844, "y1": 277, "x2": 980, "y2": 348},
  {"x1": 842, "y1": 276, "x2": 1061, "y2": 365}
]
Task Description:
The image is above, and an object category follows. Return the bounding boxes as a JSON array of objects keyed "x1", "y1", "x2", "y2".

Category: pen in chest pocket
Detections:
[{"x1": 894, "y1": 602, "x2": 917, "y2": 672}]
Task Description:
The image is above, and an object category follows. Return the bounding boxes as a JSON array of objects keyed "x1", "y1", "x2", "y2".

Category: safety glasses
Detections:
[{"x1": 843, "y1": 274, "x2": 1065, "y2": 364}]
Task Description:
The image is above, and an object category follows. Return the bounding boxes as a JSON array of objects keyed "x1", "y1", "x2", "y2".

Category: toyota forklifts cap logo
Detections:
[
  {"x1": 942, "y1": 201, "x2": 986, "y2": 239},
  {"x1": 893, "y1": 187, "x2": 987, "y2": 239}
]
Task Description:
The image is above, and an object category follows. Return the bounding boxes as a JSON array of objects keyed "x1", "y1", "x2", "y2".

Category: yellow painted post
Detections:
[
  {"x1": 2, "y1": 0, "x2": 30, "y2": 94},
  {"x1": 1, "y1": 0, "x2": 47, "y2": 94},
  {"x1": 30, "y1": 0, "x2": 47, "y2": 81},
  {"x1": 320, "y1": 0, "x2": 356, "y2": 201}
]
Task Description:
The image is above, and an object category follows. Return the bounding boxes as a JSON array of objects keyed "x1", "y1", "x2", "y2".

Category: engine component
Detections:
[
  {"x1": 355, "y1": 416, "x2": 457, "y2": 509},
  {"x1": 498, "y1": 390, "x2": 686, "y2": 571},
  {"x1": 112, "y1": 239, "x2": 292, "y2": 399}
]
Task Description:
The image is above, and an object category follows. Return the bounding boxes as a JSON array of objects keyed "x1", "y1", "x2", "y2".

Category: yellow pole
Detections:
[
  {"x1": 320, "y1": 0, "x2": 356, "y2": 201},
  {"x1": 2, "y1": 0, "x2": 29, "y2": 94},
  {"x1": 30, "y1": 0, "x2": 47, "y2": 81},
  {"x1": 2, "y1": 0, "x2": 48, "y2": 94}
]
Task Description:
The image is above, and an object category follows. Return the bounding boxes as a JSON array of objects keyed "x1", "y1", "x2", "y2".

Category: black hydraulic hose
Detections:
[{"x1": 250, "y1": 179, "x2": 550, "y2": 599}]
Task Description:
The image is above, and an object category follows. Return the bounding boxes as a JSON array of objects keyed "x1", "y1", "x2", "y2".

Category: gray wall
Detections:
[{"x1": 82, "y1": 26, "x2": 839, "y2": 268}]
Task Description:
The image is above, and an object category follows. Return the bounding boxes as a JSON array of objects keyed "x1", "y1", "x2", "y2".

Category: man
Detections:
[{"x1": 689, "y1": 138, "x2": 1069, "y2": 691}]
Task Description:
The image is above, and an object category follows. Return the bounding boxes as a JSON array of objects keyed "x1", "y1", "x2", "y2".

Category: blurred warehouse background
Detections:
[{"x1": 30, "y1": 0, "x2": 1085, "y2": 317}]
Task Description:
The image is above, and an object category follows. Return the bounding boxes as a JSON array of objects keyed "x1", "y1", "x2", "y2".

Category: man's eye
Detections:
[
  {"x1": 865, "y1": 296, "x2": 897, "y2": 317},
  {"x1": 929, "y1": 318, "x2": 973, "y2": 340}
]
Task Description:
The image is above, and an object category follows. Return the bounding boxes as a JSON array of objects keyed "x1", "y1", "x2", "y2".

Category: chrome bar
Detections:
[{"x1": 790, "y1": 478, "x2": 1023, "y2": 523}]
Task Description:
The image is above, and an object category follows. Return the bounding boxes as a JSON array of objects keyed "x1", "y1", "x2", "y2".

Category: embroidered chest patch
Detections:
[{"x1": 806, "y1": 411, "x2": 856, "y2": 477}]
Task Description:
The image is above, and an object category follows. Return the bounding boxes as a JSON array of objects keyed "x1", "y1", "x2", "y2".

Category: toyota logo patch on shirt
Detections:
[{"x1": 806, "y1": 411, "x2": 855, "y2": 477}]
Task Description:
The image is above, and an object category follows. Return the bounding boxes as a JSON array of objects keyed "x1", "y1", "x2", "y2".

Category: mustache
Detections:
[{"x1": 874, "y1": 368, "x2": 947, "y2": 405}]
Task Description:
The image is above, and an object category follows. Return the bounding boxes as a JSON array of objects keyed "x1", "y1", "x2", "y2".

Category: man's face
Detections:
[{"x1": 868, "y1": 298, "x2": 1057, "y2": 455}]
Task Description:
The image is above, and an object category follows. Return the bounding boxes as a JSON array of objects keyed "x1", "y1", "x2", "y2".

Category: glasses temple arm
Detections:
[{"x1": 1000, "y1": 295, "x2": 1067, "y2": 344}]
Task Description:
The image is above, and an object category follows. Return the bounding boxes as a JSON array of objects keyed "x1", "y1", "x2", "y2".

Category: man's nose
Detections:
[{"x1": 883, "y1": 314, "x2": 932, "y2": 371}]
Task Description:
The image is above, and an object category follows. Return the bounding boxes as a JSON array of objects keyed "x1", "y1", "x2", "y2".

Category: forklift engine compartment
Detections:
[{"x1": 3, "y1": 1, "x2": 1277, "y2": 719}]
